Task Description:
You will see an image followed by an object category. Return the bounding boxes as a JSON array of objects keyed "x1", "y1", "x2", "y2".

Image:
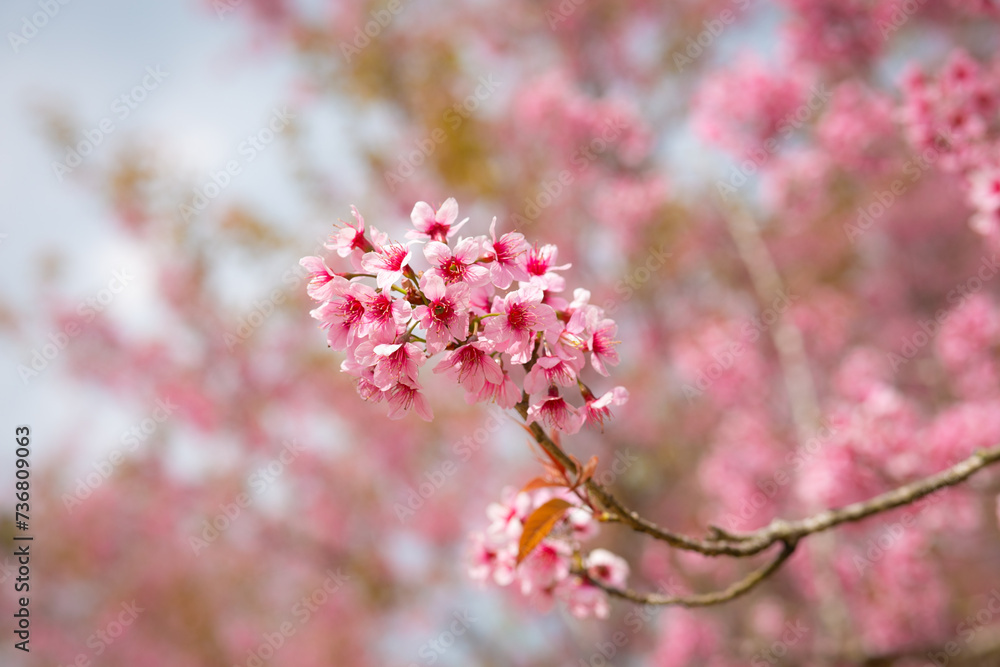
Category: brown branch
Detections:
[
  {"x1": 584, "y1": 540, "x2": 798, "y2": 608},
  {"x1": 517, "y1": 400, "x2": 1000, "y2": 558}
]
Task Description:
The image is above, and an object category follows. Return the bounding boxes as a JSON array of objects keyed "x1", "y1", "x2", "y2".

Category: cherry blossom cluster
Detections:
[
  {"x1": 900, "y1": 49, "x2": 1000, "y2": 242},
  {"x1": 468, "y1": 486, "x2": 629, "y2": 619},
  {"x1": 300, "y1": 198, "x2": 627, "y2": 430}
]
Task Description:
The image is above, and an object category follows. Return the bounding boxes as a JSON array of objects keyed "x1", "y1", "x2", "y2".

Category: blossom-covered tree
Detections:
[{"x1": 8, "y1": 0, "x2": 1000, "y2": 665}]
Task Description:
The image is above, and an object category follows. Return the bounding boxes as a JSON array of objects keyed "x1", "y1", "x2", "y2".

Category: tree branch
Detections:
[
  {"x1": 516, "y1": 400, "x2": 1000, "y2": 559},
  {"x1": 584, "y1": 540, "x2": 798, "y2": 607}
]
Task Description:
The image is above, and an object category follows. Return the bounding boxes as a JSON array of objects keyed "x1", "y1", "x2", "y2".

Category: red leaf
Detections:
[
  {"x1": 577, "y1": 455, "x2": 599, "y2": 487},
  {"x1": 520, "y1": 476, "x2": 568, "y2": 494},
  {"x1": 517, "y1": 498, "x2": 573, "y2": 565}
]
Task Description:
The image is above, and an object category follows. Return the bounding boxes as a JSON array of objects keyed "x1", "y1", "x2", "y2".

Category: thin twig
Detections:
[{"x1": 584, "y1": 540, "x2": 798, "y2": 607}]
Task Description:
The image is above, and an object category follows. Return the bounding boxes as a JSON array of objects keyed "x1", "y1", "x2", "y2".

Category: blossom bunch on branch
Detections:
[
  {"x1": 301, "y1": 198, "x2": 633, "y2": 617},
  {"x1": 301, "y1": 198, "x2": 627, "y2": 430}
]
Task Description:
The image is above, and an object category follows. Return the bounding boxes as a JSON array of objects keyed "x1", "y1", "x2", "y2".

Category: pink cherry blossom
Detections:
[
  {"x1": 526, "y1": 386, "x2": 585, "y2": 434},
  {"x1": 360, "y1": 239, "x2": 413, "y2": 290},
  {"x1": 518, "y1": 540, "x2": 571, "y2": 595},
  {"x1": 299, "y1": 255, "x2": 345, "y2": 302},
  {"x1": 589, "y1": 316, "x2": 621, "y2": 376},
  {"x1": 407, "y1": 197, "x2": 468, "y2": 242},
  {"x1": 412, "y1": 274, "x2": 471, "y2": 354},
  {"x1": 468, "y1": 532, "x2": 517, "y2": 586},
  {"x1": 385, "y1": 381, "x2": 433, "y2": 421},
  {"x1": 465, "y1": 369, "x2": 521, "y2": 409},
  {"x1": 559, "y1": 579, "x2": 610, "y2": 619},
  {"x1": 585, "y1": 548, "x2": 630, "y2": 588},
  {"x1": 523, "y1": 354, "x2": 583, "y2": 394},
  {"x1": 309, "y1": 281, "x2": 373, "y2": 350},
  {"x1": 481, "y1": 285, "x2": 558, "y2": 364},
  {"x1": 359, "y1": 290, "x2": 411, "y2": 344},
  {"x1": 423, "y1": 237, "x2": 491, "y2": 287},
  {"x1": 326, "y1": 205, "x2": 371, "y2": 264},
  {"x1": 352, "y1": 340, "x2": 424, "y2": 390},
  {"x1": 524, "y1": 243, "x2": 571, "y2": 292},
  {"x1": 485, "y1": 218, "x2": 530, "y2": 289},
  {"x1": 581, "y1": 386, "x2": 629, "y2": 429},
  {"x1": 433, "y1": 342, "x2": 504, "y2": 393}
]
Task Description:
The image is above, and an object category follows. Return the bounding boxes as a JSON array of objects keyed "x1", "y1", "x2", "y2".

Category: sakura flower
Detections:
[
  {"x1": 585, "y1": 548, "x2": 630, "y2": 588},
  {"x1": 527, "y1": 386, "x2": 584, "y2": 434},
  {"x1": 468, "y1": 284, "x2": 497, "y2": 316},
  {"x1": 359, "y1": 291, "x2": 412, "y2": 344},
  {"x1": 486, "y1": 489, "x2": 533, "y2": 540},
  {"x1": 424, "y1": 237, "x2": 491, "y2": 287},
  {"x1": 589, "y1": 317, "x2": 621, "y2": 376},
  {"x1": 523, "y1": 354, "x2": 583, "y2": 394},
  {"x1": 581, "y1": 386, "x2": 629, "y2": 429},
  {"x1": 412, "y1": 274, "x2": 471, "y2": 354},
  {"x1": 299, "y1": 255, "x2": 345, "y2": 302},
  {"x1": 385, "y1": 381, "x2": 433, "y2": 421},
  {"x1": 360, "y1": 238, "x2": 413, "y2": 290},
  {"x1": 466, "y1": 370, "x2": 521, "y2": 409},
  {"x1": 567, "y1": 507, "x2": 599, "y2": 541},
  {"x1": 468, "y1": 532, "x2": 517, "y2": 586},
  {"x1": 309, "y1": 281, "x2": 374, "y2": 350},
  {"x1": 482, "y1": 285, "x2": 558, "y2": 364},
  {"x1": 339, "y1": 357, "x2": 385, "y2": 403},
  {"x1": 548, "y1": 307, "x2": 592, "y2": 364},
  {"x1": 326, "y1": 205, "x2": 371, "y2": 263},
  {"x1": 407, "y1": 197, "x2": 468, "y2": 242},
  {"x1": 970, "y1": 167, "x2": 1000, "y2": 214},
  {"x1": 524, "y1": 243, "x2": 571, "y2": 292},
  {"x1": 433, "y1": 342, "x2": 504, "y2": 393},
  {"x1": 518, "y1": 540, "x2": 571, "y2": 596},
  {"x1": 560, "y1": 579, "x2": 610, "y2": 619},
  {"x1": 485, "y1": 217, "x2": 530, "y2": 289},
  {"x1": 353, "y1": 340, "x2": 424, "y2": 390}
]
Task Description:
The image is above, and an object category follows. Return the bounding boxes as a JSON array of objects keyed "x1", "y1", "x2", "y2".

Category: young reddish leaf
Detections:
[
  {"x1": 517, "y1": 498, "x2": 573, "y2": 565},
  {"x1": 577, "y1": 455, "x2": 599, "y2": 487},
  {"x1": 520, "y1": 476, "x2": 568, "y2": 494}
]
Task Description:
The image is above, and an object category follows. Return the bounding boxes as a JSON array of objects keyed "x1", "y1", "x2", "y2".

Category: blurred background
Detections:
[{"x1": 3, "y1": 0, "x2": 1000, "y2": 665}]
